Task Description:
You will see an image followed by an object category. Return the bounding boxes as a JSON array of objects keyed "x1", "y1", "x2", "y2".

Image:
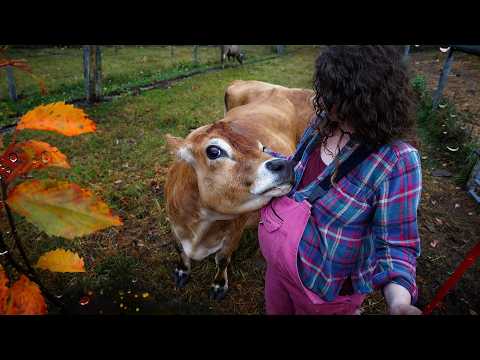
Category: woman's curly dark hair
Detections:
[{"x1": 313, "y1": 45, "x2": 416, "y2": 149}]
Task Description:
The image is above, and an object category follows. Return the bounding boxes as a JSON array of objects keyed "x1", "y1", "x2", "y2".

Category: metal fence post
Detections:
[
  {"x1": 403, "y1": 45, "x2": 411, "y2": 62},
  {"x1": 6, "y1": 66, "x2": 17, "y2": 101},
  {"x1": 276, "y1": 45, "x2": 285, "y2": 55},
  {"x1": 432, "y1": 48, "x2": 455, "y2": 109}
]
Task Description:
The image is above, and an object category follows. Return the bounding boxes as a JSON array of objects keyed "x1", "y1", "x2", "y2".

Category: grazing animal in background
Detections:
[
  {"x1": 164, "y1": 80, "x2": 315, "y2": 300},
  {"x1": 221, "y1": 45, "x2": 245, "y2": 66}
]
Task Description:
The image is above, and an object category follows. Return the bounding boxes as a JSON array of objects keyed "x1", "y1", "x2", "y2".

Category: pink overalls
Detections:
[
  {"x1": 258, "y1": 137, "x2": 369, "y2": 315},
  {"x1": 259, "y1": 196, "x2": 365, "y2": 315}
]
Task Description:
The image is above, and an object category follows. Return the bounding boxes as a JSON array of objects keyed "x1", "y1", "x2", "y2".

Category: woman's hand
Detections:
[
  {"x1": 388, "y1": 303, "x2": 423, "y2": 315},
  {"x1": 384, "y1": 282, "x2": 423, "y2": 315}
]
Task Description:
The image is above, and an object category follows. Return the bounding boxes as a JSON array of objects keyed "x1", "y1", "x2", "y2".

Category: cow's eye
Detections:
[{"x1": 206, "y1": 145, "x2": 223, "y2": 160}]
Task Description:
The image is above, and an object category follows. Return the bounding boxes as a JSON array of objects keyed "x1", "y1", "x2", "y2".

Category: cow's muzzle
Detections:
[{"x1": 265, "y1": 158, "x2": 295, "y2": 184}]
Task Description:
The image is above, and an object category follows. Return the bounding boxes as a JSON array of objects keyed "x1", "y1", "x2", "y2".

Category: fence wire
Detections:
[{"x1": 0, "y1": 45, "x2": 317, "y2": 126}]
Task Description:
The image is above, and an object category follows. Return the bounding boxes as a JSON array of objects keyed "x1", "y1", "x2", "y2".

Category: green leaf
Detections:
[{"x1": 7, "y1": 179, "x2": 123, "y2": 240}]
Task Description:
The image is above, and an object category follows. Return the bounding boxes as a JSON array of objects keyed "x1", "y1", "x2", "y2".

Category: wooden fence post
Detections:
[
  {"x1": 6, "y1": 66, "x2": 17, "y2": 101},
  {"x1": 220, "y1": 45, "x2": 226, "y2": 67},
  {"x1": 193, "y1": 45, "x2": 199, "y2": 64},
  {"x1": 432, "y1": 48, "x2": 455, "y2": 109},
  {"x1": 83, "y1": 45, "x2": 102, "y2": 103}
]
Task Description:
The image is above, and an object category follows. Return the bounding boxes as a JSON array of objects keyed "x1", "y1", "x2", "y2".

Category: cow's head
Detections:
[{"x1": 165, "y1": 122, "x2": 293, "y2": 215}]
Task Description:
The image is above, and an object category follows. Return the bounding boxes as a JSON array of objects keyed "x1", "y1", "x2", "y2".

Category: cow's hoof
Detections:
[
  {"x1": 173, "y1": 268, "x2": 190, "y2": 289},
  {"x1": 209, "y1": 283, "x2": 229, "y2": 301}
]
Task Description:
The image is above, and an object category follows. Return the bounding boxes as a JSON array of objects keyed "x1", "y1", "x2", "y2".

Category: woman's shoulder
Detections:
[{"x1": 365, "y1": 140, "x2": 421, "y2": 189}]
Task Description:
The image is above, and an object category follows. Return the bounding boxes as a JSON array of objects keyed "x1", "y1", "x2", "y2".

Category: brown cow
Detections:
[{"x1": 164, "y1": 80, "x2": 314, "y2": 299}]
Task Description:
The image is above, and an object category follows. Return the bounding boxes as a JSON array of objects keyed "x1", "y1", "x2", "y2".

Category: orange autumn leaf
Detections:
[
  {"x1": 0, "y1": 265, "x2": 9, "y2": 314},
  {"x1": 16, "y1": 102, "x2": 96, "y2": 136},
  {"x1": 36, "y1": 249, "x2": 86, "y2": 273},
  {"x1": 1, "y1": 140, "x2": 70, "y2": 183},
  {"x1": 4, "y1": 275, "x2": 47, "y2": 315},
  {"x1": 7, "y1": 179, "x2": 123, "y2": 240}
]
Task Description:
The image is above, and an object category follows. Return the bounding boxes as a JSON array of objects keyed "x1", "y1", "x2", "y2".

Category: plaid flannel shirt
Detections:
[{"x1": 266, "y1": 121, "x2": 422, "y2": 303}]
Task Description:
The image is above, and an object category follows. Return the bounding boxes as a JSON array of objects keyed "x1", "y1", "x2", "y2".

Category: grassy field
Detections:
[
  {"x1": 0, "y1": 45, "x2": 307, "y2": 125},
  {"x1": 1, "y1": 46, "x2": 479, "y2": 315}
]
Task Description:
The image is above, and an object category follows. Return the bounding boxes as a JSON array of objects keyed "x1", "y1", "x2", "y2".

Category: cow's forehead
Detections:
[{"x1": 190, "y1": 122, "x2": 259, "y2": 157}]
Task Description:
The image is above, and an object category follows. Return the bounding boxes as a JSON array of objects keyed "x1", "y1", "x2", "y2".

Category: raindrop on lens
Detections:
[
  {"x1": 41, "y1": 152, "x2": 50, "y2": 164},
  {"x1": 79, "y1": 296, "x2": 90, "y2": 306}
]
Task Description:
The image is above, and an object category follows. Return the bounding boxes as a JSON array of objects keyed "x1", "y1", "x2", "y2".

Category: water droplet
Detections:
[
  {"x1": 79, "y1": 296, "x2": 90, "y2": 306},
  {"x1": 134, "y1": 294, "x2": 138, "y2": 298},
  {"x1": 8, "y1": 153, "x2": 18, "y2": 163},
  {"x1": 136, "y1": 307, "x2": 140, "y2": 312},
  {"x1": 41, "y1": 152, "x2": 50, "y2": 164},
  {"x1": 120, "y1": 303, "x2": 124, "y2": 308}
]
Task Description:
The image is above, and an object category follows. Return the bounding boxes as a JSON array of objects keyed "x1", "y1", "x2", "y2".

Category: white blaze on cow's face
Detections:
[{"x1": 165, "y1": 124, "x2": 294, "y2": 215}]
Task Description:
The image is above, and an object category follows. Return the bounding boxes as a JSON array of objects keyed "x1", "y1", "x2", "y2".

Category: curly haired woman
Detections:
[{"x1": 259, "y1": 45, "x2": 423, "y2": 315}]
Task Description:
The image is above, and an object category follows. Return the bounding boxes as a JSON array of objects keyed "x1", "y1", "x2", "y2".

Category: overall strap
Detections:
[{"x1": 307, "y1": 144, "x2": 375, "y2": 203}]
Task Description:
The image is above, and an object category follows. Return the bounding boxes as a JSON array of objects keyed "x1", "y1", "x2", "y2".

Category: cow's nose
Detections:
[{"x1": 266, "y1": 159, "x2": 286, "y2": 172}]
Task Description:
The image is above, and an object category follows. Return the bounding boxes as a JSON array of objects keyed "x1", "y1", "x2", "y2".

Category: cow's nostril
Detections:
[{"x1": 266, "y1": 159, "x2": 285, "y2": 172}]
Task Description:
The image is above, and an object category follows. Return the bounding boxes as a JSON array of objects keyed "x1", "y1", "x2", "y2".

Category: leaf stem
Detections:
[
  {"x1": 1, "y1": 179, "x2": 36, "y2": 276},
  {"x1": 0, "y1": 179, "x2": 68, "y2": 314}
]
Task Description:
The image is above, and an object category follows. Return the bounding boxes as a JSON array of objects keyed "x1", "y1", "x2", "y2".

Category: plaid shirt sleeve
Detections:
[{"x1": 372, "y1": 148, "x2": 422, "y2": 304}]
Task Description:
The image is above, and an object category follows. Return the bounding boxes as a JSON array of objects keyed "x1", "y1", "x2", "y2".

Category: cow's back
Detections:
[{"x1": 224, "y1": 80, "x2": 315, "y2": 142}]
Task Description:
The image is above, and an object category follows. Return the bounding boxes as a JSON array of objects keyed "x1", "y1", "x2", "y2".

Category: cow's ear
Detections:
[
  {"x1": 165, "y1": 134, "x2": 195, "y2": 164},
  {"x1": 165, "y1": 134, "x2": 184, "y2": 153}
]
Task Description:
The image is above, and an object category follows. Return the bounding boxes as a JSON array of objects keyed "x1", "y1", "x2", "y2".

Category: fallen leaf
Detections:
[
  {"x1": 4, "y1": 275, "x2": 47, "y2": 315},
  {"x1": 7, "y1": 179, "x2": 123, "y2": 239},
  {"x1": 36, "y1": 249, "x2": 86, "y2": 273},
  {"x1": 16, "y1": 102, "x2": 96, "y2": 137}
]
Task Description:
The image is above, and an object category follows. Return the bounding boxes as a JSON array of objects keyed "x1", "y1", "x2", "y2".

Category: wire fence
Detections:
[{"x1": 0, "y1": 45, "x2": 313, "y2": 119}]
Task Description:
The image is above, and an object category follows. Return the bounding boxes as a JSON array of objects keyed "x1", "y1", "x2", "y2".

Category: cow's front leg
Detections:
[
  {"x1": 209, "y1": 251, "x2": 231, "y2": 300},
  {"x1": 209, "y1": 216, "x2": 248, "y2": 300},
  {"x1": 173, "y1": 241, "x2": 191, "y2": 289}
]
